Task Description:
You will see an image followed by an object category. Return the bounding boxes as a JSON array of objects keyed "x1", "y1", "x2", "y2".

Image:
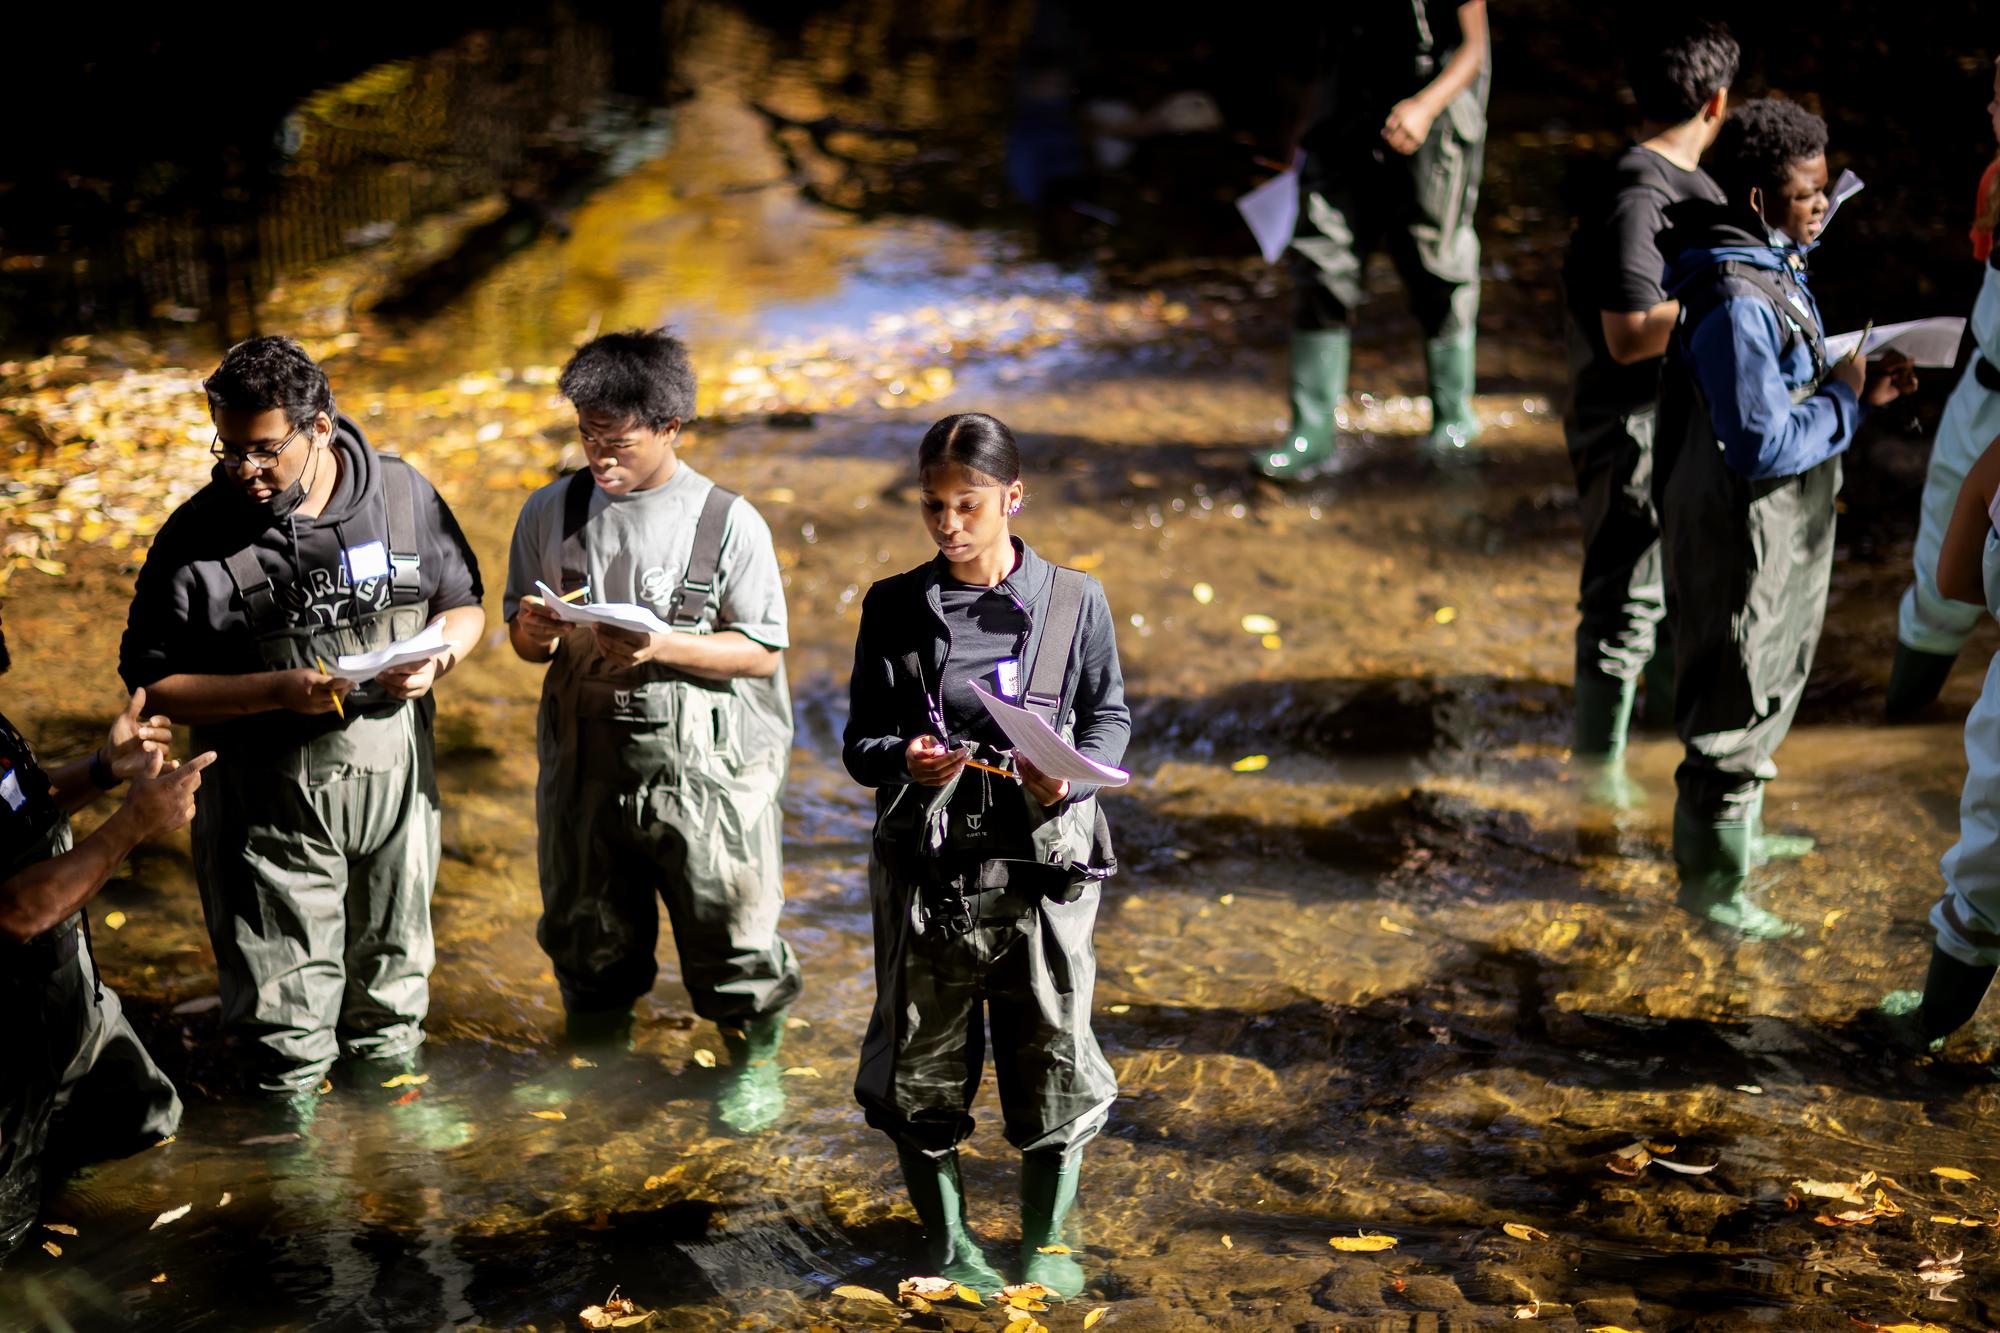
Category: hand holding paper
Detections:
[
  {"x1": 1824, "y1": 316, "x2": 1965, "y2": 369},
  {"x1": 971, "y1": 682, "x2": 1129, "y2": 788},
  {"x1": 532, "y1": 580, "x2": 678, "y2": 638},
  {"x1": 335, "y1": 620, "x2": 461, "y2": 684}
]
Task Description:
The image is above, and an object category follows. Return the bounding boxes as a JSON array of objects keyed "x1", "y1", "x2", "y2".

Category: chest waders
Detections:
[
  {"x1": 855, "y1": 567, "x2": 1117, "y2": 1298},
  {"x1": 0, "y1": 722, "x2": 180, "y2": 1260},
  {"x1": 534, "y1": 471, "x2": 801, "y2": 1083},
  {"x1": 1659, "y1": 263, "x2": 1836, "y2": 940},
  {"x1": 1889, "y1": 262, "x2": 2000, "y2": 712},
  {"x1": 188, "y1": 457, "x2": 441, "y2": 1093}
]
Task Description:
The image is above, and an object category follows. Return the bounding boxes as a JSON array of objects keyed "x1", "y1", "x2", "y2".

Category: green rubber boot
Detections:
[
  {"x1": 897, "y1": 1146, "x2": 1006, "y2": 1293},
  {"x1": 1749, "y1": 790, "x2": 1814, "y2": 866},
  {"x1": 1573, "y1": 674, "x2": 1645, "y2": 810},
  {"x1": 716, "y1": 1012, "x2": 787, "y2": 1136},
  {"x1": 1885, "y1": 642, "x2": 1957, "y2": 720},
  {"x1": 1672, "y1": 805, "x2": 1801, "y2": 940},
  {"x1": 1422, "y1": 332, "x2": 1483, "y2": 460},
  {"x1": 1254, "y1": 329, "x2": 1350, "y2": 481},
  {"x1": 1018, "y1": 1150, "x2": 1086, "y2": 1300}
]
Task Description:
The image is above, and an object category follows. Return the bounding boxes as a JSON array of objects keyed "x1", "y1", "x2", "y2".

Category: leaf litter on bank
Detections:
[
  {"x1": 1607, "y1": 1140, "x2": 1717, "y2": 1177},
  {"x1": 578, "y1": 1287, "x2": 653, "y2": 1329}
]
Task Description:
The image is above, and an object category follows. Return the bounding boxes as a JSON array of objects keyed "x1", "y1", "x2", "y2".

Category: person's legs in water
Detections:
[
  {"x1": 1568, "y1": 402, "x2": 1668, "y2": 808},
  {"x1": 1392, "y1": 86, "x2": 1486, "y2": 461},
  {"x1": 1255, "y1": 154, "x2": 1378, "y2": 481},
  {"x1": 856, "y1": 864, "x2": 1004, "y2": 1290},
  {"x1": 990, "y1": 889, "x2": 1117, "y2": 1299}
]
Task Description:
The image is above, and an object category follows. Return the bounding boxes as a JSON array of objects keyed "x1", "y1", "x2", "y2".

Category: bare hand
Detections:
[
  {"x1": 594, "y1": 624, "x2": 672, "y2": 670},
  {"x1": 103, "y1": 687, "x2": 173, "y2": 783},
  {"x1": 272, "y1": 667, "x2": 353, "y2": 715},
  {"x1": 513, "y1": 595, "x2": 565, "y2": 653},
  {"x1": 376, "y1": 654, "x2": 445, "y2": 701},
  {"x1": 906, "y1": 735, "x2": 969, "y2": 787},
  {"x1": 122, "y1": 751, "x2": 216, "y2": 838},
  {"x1": 1382, "y1": 98, "x2": 1436, "y2": 155},
  {"x1": 1830, "y1": 351, "x2": 1866, "y2": 398},
  {"x1": 1017, "y1": 755, "x2": 1071, "y2": 807},
  {"x1": 1863, "y1": 351, "x2": 1917, "y2": 407}
]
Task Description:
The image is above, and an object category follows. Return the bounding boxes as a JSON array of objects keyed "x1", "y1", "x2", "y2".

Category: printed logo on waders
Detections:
[
  {"x1": 613, "y1": 688, "x2": 634, "y2": 711},
  {"x1": 965, "y1": 812, "x2": 984, "y2": 832}
]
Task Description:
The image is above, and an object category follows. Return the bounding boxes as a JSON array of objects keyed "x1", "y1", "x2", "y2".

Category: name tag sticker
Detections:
[
  {"x1": 0, "y1": 769, "x2": 23, "y2": 812},
  {"x1": 343, "y1": 540, "x2": 392, "y2": 583},
  {"x1": 996, "y1": 659, "x2": 1020, "y2": 699}
]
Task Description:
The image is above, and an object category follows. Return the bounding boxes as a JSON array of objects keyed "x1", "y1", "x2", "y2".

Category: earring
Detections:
[{"x1": 1009, "y1": 501, "x2": 1022, "y2": 515}]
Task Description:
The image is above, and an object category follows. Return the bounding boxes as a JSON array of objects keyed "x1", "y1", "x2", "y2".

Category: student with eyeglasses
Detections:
[{"x1": 117, "y1": 335, "x2": 484, "y2": 1102}]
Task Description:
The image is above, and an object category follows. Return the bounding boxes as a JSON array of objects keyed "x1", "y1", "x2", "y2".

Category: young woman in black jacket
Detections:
[{"x1": 843, "y1": 412, "x2": 1130, "y2": 1297}]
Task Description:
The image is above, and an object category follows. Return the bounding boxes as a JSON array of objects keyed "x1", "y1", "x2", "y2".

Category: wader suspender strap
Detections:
[
  {"x1": 668, "y1": 483, "x2": 738, "y2": 628},
  {"x1": 224, "y1": 548, "x2": 279, "y2": 629},
  {"x1": 556, "y1": 470, "x2": 739, "y2": 625},
  {"x1": 380, "y1": 455, "x2": 423, "y2": 605},
  {"x1": 1713, "y1": 260, "x2": 1828, "y2": 386},
  {"x1": 1021, "y1": 567, "x2": 1087, "y2": 725}
]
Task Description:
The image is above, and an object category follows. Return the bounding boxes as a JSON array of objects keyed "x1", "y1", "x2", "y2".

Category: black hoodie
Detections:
[{"x1": 119, "y1": 416, "x2": 482, "y2": 692}]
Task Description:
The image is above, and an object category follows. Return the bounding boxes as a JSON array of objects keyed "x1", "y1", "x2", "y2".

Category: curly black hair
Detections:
[
  {"x1": 558, "y1": 329, "x2": 696, "y2": 431},
  {"x1": 203, "y1": 335, "x2": 334, "y2": 427},
  {"x1": 1707, "y1": 97, "x2": 1828, "y2": 206},
  {"x1": 1625, "y1": 17, "x2": 1739, "y2": 124}
]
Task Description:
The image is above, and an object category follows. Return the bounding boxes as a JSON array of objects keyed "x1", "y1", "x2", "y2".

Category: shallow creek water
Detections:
[{"x1": 5, "y1": 3, "x2": 2000, "y2": 1331}]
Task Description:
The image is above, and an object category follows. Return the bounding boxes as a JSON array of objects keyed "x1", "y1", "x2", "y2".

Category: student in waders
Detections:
[
  {"x1": 1561, "y1": 18, "x2": 1737, "y2": 803},
  {"x1": 1883, "y1": 431, "x2": 2000, "y2": 1044},
  {"x1": 504, "y1": 329, "x2": 800, "y2": 1136},
  {"x1": 845, "y1": 413, "x2": 1129, "y2": 1299},
  {"x1": 1254, "y1": 0, "x2": 1490, "y2": 480},
  {"x1": 0, "y1": 610, "x2": 209, "y2": 1263},
  {"x1": 1884, "y1": 56, "x2": 2000, "y2": 718},
  {"x1": 1655, "y1": 100, "x2": 1915, "y2": 939},
  {"x1": 119, "y1": 336, "x2": 486, "y2": 1098}
]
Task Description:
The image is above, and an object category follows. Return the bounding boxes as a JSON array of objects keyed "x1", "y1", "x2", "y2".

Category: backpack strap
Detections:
[
  {"x1": 1710, "y1": 259, "x2": 1827, "y2": 386},
  {"x1": 557, "y1": 470, "x2": 596, "y2": 596},
  {"x1": 668, "y1": 484, "x2": 739, "y2": 629},
  {"x1": 378, "y1": 454, "x2": 424, "y2": 606},
  {"x1": 224, "y1": 548, "x2": 280, "y2": 629},
  {"x1": 1022, "y1": 567, "x2": 1088, "y2": 725}
]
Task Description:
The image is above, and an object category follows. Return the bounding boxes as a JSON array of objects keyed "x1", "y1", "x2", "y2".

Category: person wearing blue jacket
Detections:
[{"x1": 1656, "y1": 98, "x2": 1915, "y2": 938}]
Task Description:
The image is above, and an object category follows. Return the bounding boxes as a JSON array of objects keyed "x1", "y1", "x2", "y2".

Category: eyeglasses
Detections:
[{"x1": 210, "y1": 419, "x2": 310, "y2": 471}]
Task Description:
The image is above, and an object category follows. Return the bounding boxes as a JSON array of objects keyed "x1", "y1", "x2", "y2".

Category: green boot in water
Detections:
[
  {"x1": 897, "y1": 1145, "x2": 1006, "y2": 1292},
  {"x1": 1572, "y1": 674, "x2": 1645, "y2": 810},
  {"x1": 1672, "y1": 806, "x2": 1801, "y2": 940},
  {"x1": 1422, "y1": 332, "x2": 1483, "y2": 461},
  {"x1": 1749, "y1": 790, "x2": 1814, "y2": 865},
  {"x1": 1018, "y1": 1150, "x2": 1086, "y2": 1300},
  {"x1": 1881, "y1": 943, "x2": 1998, "y2": 1051},
  {"x1": 1253, "y1": 329, "x2": 1350, "y2": 481},
  {"x1": 1885, "y1": 642, "x2": 1957, "y2": 720},
  {"x1": 715, "y1": 1012, "x2": 788, "y2": 1135}
]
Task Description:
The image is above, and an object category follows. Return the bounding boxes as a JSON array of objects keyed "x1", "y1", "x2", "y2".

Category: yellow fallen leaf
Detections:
[
  {"x1": 1379, "y1": 916, "x2": 1416, "y2": 937},
  {"x1": 381, "y1": 1073, "x2": 429, "y2": 1088},
  {"x1": 1539, "y1": 919, "x2": 1580, "y2": 950},
  {"x1": 1585, "y1": 1327, "x2": 1644, "y2": 1333},
  {"x1": 781, "y1": 1066, "x2": 820, "y2": 1078},
  {"x1": 1230, "y1": 754, "x2": 1269, "y2": 773},
  {"x1": 1433, "y1": 606, "x2": 1457, "y2": 624},
  {"x1": 42, "y1": 1241, "x2": 61, "y2": 1257},
  {"x1": 610, "y1": 1316, "x2": 651, "y2": 1329},
  {"x1": 1084, "y1": 1308, "x2": 1108, "y2": 1329},
  {"x1": 1218, "y1": 893, "x2": 1235, "y2": 905},
  {"x1": 1501, "y1": 1222, "x2": 1549, "y2": 1242},
  {"x1": 1239, "y1": 614, "x2": 1279, "y2": 635},
  {"x1": 1932, "y1": 1167, "x2": 1979, "y2": 1181},
  {"x1": 832, "y1": 1285, "x2": 897, "y2": 1307},
  {"x1": 1329, "y1": 1233, "x2": 1398, "y2": 1252},
  {"x1": 954, "y1": 1284, "x2": 983, "y2": 1305},
  {"x1": 1220, "y1": 1234, "x2": 1231, "y2": 1249},
  {"x1": 1513, "y1": 1301, "x2": 1541, "y2": 1320},
  {"x1": 1038, "y1": 1243, "x2": 1073, "y2": 1254},
  {"x1": 1191, "y1": 582, "x2": 1214, "y2": 604},
  {"x1": 1106, "y1": 1003, "x2": 1130, "y2": 1014},
  {"x1": 1857, "y1": 1324, "x2": 1951, "y2": 1333},
  {"x1": 530, "y1": 1109, "x2": 567, "y2": 1121},
  {"x1": 150, "y1": 1273, "x2": 167, "y2": 1284},
  {"x1": 104, "y1": 911, "x2": 126, "y2": 930},
  {"x1": 1069, "y1": 551, "x2": 1105, "y2": 572},
  {"x1": 43, "y1": 1224, "x2": 77, "y2": 1236},
  {"x1": 692, "y1": 1049, "x2": 717, "y2": 1069},
  {"x1": 643, "y1": 1174, "x2": 672, "y2": 1190}
]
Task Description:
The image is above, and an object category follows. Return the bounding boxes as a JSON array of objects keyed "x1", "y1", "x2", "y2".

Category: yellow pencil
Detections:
[{"x1": 314, "y1": 656, "x2": 346, "y2": 719}]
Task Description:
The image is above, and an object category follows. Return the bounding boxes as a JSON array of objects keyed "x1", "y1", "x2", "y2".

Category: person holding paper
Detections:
[
  {"x1": 1655, "y1": 100, "x2": 1915, "y2": 939},
  {"x1": 1885, "y1": 55, "x2": 2000, "y2": 717},
  {"x1": 503, "y1": 329, "x2": 800, "y2": 1136},
  {"x1": 0, "y1": 610, "x2": 211, "y2": 1263},
  {"x1": 844, "y1": 412, "x2": 1130, "y2": 1298},
  {"x1": 1560, "y1": 18, "x2": 1737, "y2": 804},
  {"x1": 1254, "y1": 0, "x2": 1489, "y2": 479},
  {"x1": 118, "y1": 336, "x2": 485, "y2": 1096}
]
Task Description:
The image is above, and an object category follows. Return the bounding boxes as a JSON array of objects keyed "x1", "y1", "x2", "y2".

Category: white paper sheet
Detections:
[
  {"x1": 334, "y1": 621, "x2": 460, "y2": 684},
  {"x1": 1824, "y1": 316, "x2": 1966, "y2": 369},
  {"x1": 1236, "y1": 163, "x2": 1300, "y2": 265},
  {"x1": 1814, "y1": 169, "x2": 1865, "y2": 238},
  {"x1": 971, "y1": 681, "x2": 1130, "y2": 788},
  {"x1": 532, "y1": 581, "x2": 678, "y2": 637}
]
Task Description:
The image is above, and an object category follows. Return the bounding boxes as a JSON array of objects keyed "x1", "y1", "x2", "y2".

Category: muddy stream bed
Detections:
[{"x1": 5, "y1": 3, "x2": 2000, "y2": 1330}]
